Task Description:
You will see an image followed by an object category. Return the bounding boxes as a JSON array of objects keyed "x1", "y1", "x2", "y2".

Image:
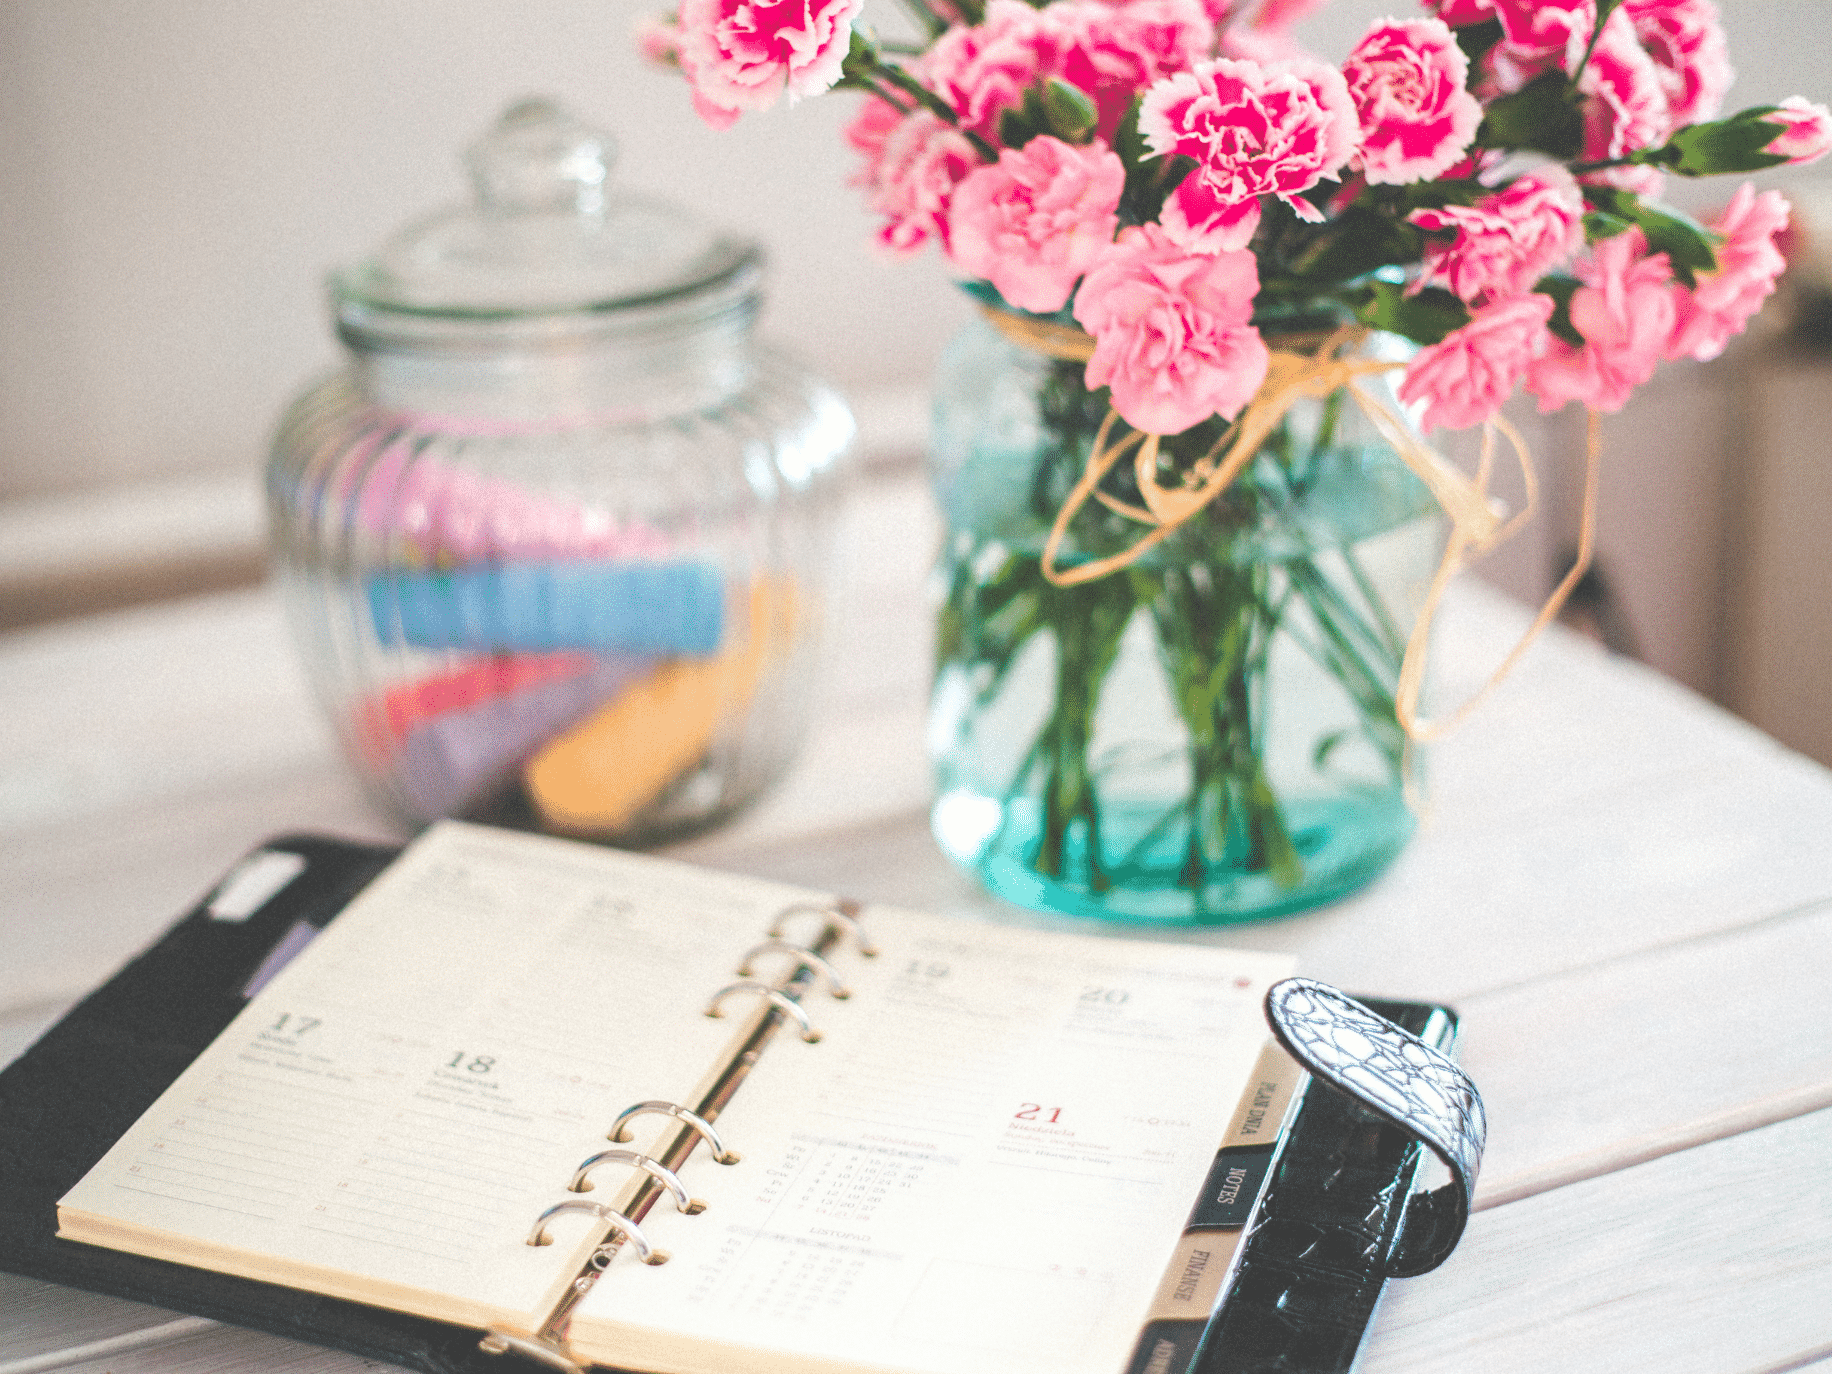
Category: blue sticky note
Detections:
[{"x1": 367, "y1": 562, "x2": 726, "y2": 655}]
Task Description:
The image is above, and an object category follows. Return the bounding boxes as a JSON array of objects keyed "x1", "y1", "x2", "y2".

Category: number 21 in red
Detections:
[{"x1": 1015, "y1": 1103, "x2": 1063, "y2": 1123}]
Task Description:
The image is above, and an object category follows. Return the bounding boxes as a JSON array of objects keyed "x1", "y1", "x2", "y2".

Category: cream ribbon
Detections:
[{"x1": 981, "y1": 305, "x2": 1601, "y2": 743}]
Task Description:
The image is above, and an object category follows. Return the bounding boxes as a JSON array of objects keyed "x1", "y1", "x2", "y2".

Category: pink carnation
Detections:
[
  {"x1": 1493, "y1": 0, "x2": 1594, "y2": 80},
  {"x1": 1071, "y1": 224, "x2": 1270, "y2": 433},
  {"x1": 947, "y1": 136, "x2": 1125, "y2": 313},
  {"x1": 847, "y1": 102, "x2": 981, "y2": 254},
  {"x1": 1400, "y1": 293, "x2": 1555, "y2": 431},
  {"x1": 1623, "y1": 0, "x2": 1732, "y2": 126},
  {"x1": 1140, "y1": 57, "x2": 1359, "y2": 254},
  {"x1": 1425, "y1": 0, "x2": 1498, "y2": 25},
  {"x1": 676, "y1": 0, "x2": 865, "y2": 124},
  {"x1": 1054, "y1": 0, "x2": 1217, "y2": 140},
  {"x1": 1526, "y1": 229, "x2": 1676, "y2": 414},
  {"x1": 1343, "y1": 18, "x2": 1482, "y2": 186},
  {"x1": 922, "y1": 0, "x2": 1213, "y2": 144},
  {"x1": 1410, "y1": 167, "x2": 1586, "y2": 304},
  {"x1": 1249, "y1": 0, "x2": 1328, "y2": 30},
  {"x1": 1668, "y1": 183, "x2": 1790, "y2": 361},
  {"x1": 1576, "y1": 9, "x2": 1673, "y2": 193},
  {"x1": 1764, "y1": 97, "x2": 1832, "y2": 167},
  {"x1": 1475, "y1": 0, "x2": 1591, "y2": 96},
  {"x1": 635, "y1": 14, "x2": 682, "y2": 67},
  {"x1": 920, "y1": 0, "x2": 1061, "y2": 136}
]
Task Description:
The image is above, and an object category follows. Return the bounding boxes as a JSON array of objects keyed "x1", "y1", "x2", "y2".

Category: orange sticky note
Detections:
[{"x1": 522, "y1": 581, "x2": 796, "y2": 834}]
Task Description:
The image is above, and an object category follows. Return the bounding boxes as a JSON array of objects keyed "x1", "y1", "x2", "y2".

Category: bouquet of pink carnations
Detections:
[{"x1": 642, "y1": 0, "x2": 1831, "y2": 922}]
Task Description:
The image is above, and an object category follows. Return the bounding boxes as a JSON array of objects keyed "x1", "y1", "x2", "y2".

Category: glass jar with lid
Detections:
[{"x1": 267, "y1": 99, "x2": 854, "y2": 843}]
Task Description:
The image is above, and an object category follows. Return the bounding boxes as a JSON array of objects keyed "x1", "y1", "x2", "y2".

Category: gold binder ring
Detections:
[
  {"x1": 705, "y1": 979, "x2": 823, "y2": 1043},
  {"x1": 570, "y1": 1149, "x2": 707, "y2": 1213},
  {"x1": 768, "y1": 902, "x2": 878, "y2": 957},
  {"x1": 608, "y1": 1100, "x2": 741, "y2": 1164},
  {"x1": 479, "y1": 1329, "x2": 587, "y2": 1373},
  {"x1": 737, "y1": 938, "x2": 853, "y2": 999},
  {"x1": 525, "y1": 1200, "x2": 669, "y2": 1265}
]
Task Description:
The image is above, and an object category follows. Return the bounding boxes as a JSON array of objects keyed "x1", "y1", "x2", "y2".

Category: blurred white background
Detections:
[{"x1": 2, "y1": 0, "x2": 1830, "y2": 754}]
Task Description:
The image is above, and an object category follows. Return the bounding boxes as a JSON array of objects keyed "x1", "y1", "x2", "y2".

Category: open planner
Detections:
[{"x1": 44, "y1": 821, "x2": 1315, "y2": 1374}]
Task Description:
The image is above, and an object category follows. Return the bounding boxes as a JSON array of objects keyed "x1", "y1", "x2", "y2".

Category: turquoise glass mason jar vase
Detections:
[{"x1": 926, "y1": 309, "x2": 1442, "y2": 924}]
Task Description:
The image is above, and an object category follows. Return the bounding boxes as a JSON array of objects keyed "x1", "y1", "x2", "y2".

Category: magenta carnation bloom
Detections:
[
  {"x1": 920, "y1": 0, "x2": 1063, "y2": 136},
  {"x1": 1476, "y1": 0, "x2": 1593, "y2": 95},
  {"x1": 1140, "y1": 57, "x2": 1359, "y2": 254},
  {"x1": 1400, "y1": 293, "x2": 1555, "y2": 431},
  {"x1": 1054, "y1": 0, "x2": 1216, "y2": 141},
  {"x1": 1764, "y1": 97, "x2": 1832, "y2": 166},
  {"x1": 847, "y1": 102, "x2": 981, "y2": 255},
  {"x1": 1668, "y1": 182, "x2": 1790, "y2": 361},
  {"x1": 1343, "y1": 18, "x2": 1482, "y2": 186},
  {"x1": 922, "y1": 0, "x2": 1211, "y2": 144},
  {"x1": 1072, "y1": 224, "x2": 1270, "y2": 434},
  {"x1": 1577, "y1": 10, "x2": 1674, "y2": 192},
  {"x1": 1526, "y1": 230, "x2": 1677, "y2": 414},
  {"x1": 1411, "y1": 167, "x2": 1585, "y2": 304},
  {"x1": 677, "y1": 0, "x2": 866, "y2": 124},
  {"x1": 1623, "y1": 0, "x2": 1732, "y2": 126},
  {"x1": 947, "y1": 137, "x2": 1125, "y2": 313},
  {"x1": 1426, "y1": 0, "x2": 1498, "y2": 24}
]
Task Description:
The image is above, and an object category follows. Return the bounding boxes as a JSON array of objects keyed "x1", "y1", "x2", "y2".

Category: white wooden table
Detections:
[{"x1": 4, "y1": 470, "x2": 1830, "y2": 1374}]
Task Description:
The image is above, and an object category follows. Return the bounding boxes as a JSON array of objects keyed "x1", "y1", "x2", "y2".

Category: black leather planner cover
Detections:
[{"x1": 0, "y1": 836, "x2": 1457, "y2": 1374}]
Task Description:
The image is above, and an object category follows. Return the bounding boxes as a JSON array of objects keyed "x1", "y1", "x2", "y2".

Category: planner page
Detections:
[
  {"x1": 571, "y1": 907, "x2": 1294, "y2": 1374},
  {"x1": 58, "y1": 821, "x2": 829, "y2": 1331}
]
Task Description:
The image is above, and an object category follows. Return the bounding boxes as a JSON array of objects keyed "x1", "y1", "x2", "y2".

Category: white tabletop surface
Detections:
[{"x1": 3, "y1": 469, "x2": 1830, "y2": 1374}]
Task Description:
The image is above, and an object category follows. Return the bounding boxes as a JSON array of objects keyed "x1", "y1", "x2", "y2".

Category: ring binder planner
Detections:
[
  {"x1": 526, "y1": 1203, "x2": 667, "y2": 1265},
  {"x1": 568, "y1": 1152, "x2": 706, "y2": 1214},
  {"x1": 605, "y1": 1103, "x2": 741, "y2": 1162},
  {"x1": 4, "y1": 823, "x2": 1480, "y2": 1374},
  {"x1": 766, "y1": 901, "x2": 879, "y2": 956},
  {"x1": 734, "y1": 939, "x2": 854, "y2": 998},
  {"x1": 702, "y1": 980, "x2": 824, "y2": 1041}
]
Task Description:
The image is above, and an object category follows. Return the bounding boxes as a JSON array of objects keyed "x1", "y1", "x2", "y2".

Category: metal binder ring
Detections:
[
  {"x1": 705, "y1": 979, "x2": 823, "y2": 1042},
  {"x1": 608, "y1": 1100, "x2": 741, "y2": 1164},
  {"x1": 525, "y1": 1201, "x2": 669, "y2": 1265},
  {"x1": 479, "y1": 1329, "x2": 587, "y2": 1373},
  {"x1": 570, "y1": 1149, "x2": 707, "y2": 1213},
  {"x1": 767, "y1": 902, "x2": 879, "y2": 957},
  {"x1": 737, "y1": 938, "x2": 853, "y2": 999}
]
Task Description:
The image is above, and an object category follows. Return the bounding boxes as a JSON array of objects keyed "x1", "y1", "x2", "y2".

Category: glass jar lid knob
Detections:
[{"x1": 467, "y1": 98, "x2": 615, "y2": 218}]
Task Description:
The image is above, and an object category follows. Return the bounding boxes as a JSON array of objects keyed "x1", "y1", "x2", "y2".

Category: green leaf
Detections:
[
  {"x1": 1452, "y1": 18, "x2": 1503, "y2": 74},
  {"x1": 1291, "y1": 205, "x2": 1426, "y2": 285},
  {"x1": 1040, "y1": 78, "x2": 1098, "y2": 144},
  {"x1": 998, "y1": 104, "x2": 1038, "y2": 149},
  {"x1": 1113, "y1": 95, "x2": 1148, "y2": 167},
  {"x1": 1395, "y1": 179, "x2": 1490, "y2": 213},
  {"x1": 840, "y1": 25, "x2": 880, "y2": 80},
  {"x1": 1635, "y1": 203, "x2": 1720, "y2": 285},
  {"x1": 1534, "y1": 275, "x2": 1584, "y2": 348},
  {"x1": 1354, "y1": 279, "x2": 1471, "y2": 346},
  {"x1": 1586, "y1": 186, "x2": 1720, "y2": 286},
  {"x1": 1661, "y1": 108, "x2": 1793, "y2": 176},
  {"x1": 1583, "y1": 210, "x2": 1635, "y2": 240},
  {"x1": 1477, "y1": 71, "x2": 1584, "y2": 158}
]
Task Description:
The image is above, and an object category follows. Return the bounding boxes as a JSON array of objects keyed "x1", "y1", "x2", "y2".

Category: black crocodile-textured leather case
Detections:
[{"x1": 1196, "y1": 997, "x2": 1459, "y2": 1374}]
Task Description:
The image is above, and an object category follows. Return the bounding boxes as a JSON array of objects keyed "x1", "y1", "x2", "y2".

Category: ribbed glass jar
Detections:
[{"x1": 266, "y1": 101, "x2": 853, "y2": 843}]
